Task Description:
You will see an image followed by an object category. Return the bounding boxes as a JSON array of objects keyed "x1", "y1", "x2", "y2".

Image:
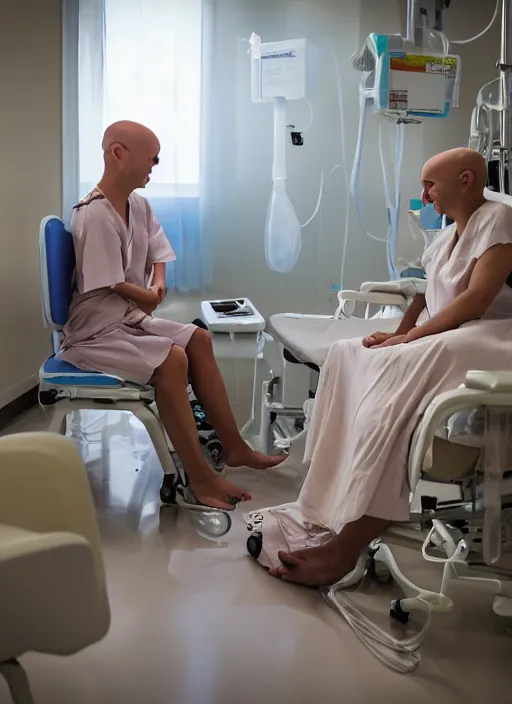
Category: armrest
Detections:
[
  {"x1": 360, "y1": 278, "x2": 427, "y2": 297},
  {"x1": 338, "y1": 290, "x2": 408, "y2": 305},
  {"x1": 336, "y1": 290, "x2": 408, "y2": 319},
  {"x1": 0, "y1": 433, "x2": 107, "y2": 602},
  {"x1": 464, "y1": 370, "x2": 512, "y2": 392},
  {"x1": 408, "y1": 385, "x2": 512, "y2": 492},
  {"x1": 0, "y1": 524, "x2": 109, "y2": 659}
]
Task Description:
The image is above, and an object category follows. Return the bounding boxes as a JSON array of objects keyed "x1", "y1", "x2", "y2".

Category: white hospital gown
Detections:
[
  {"x1": 59, "y1": 188, "x2": 196, "y2": 384},
  {"x1": 247, "y1": 200, "x2": 512, "y2": 570}
]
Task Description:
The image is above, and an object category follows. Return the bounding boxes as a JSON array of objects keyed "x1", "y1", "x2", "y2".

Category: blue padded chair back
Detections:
[{"x1": 39, "y1": 216, "x2": 76, "y2": 330}]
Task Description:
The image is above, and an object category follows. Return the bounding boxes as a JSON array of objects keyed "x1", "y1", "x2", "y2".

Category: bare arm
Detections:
[
  {"x1": 151, "y1": 262, "x2": 167, "y2": 302},
  {"x1": 407, "y1": 243, "x2": 512, "y2": 342},
  {"x1": 152, "y1": 262, "x2": 166, "y2": 288},
  {"x1": 394, "y1": 294, "x2": 426, "y2": 335}
]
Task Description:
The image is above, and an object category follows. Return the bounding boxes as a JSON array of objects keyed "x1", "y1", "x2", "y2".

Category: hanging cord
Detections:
[{"x1": 450, "y1": 0, "x2": 500, "y2": 45}]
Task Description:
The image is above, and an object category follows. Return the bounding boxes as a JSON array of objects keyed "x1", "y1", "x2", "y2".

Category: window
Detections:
[
  {"x1": 65, "y1": 0, "x2": 210, "y2": 291},
  {"x1": 78, "y1": 0, "x2": 202, "y2": 198}
]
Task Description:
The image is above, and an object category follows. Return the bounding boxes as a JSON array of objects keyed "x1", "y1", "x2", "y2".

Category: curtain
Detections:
[{"x1": 63, "y1": 0, "x2": 211, "y2": 292}]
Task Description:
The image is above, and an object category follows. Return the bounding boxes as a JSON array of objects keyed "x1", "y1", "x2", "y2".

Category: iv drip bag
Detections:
[{"x1": 265, "y1": 97, "x2": 301, "y2": 273}]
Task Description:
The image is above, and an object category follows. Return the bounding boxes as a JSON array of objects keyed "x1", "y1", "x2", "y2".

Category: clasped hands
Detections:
[
  {"x1": 139, "y1": 283, "x2": 166, "y2": 316},
  {"x1": 362, "y1": 331, "x2": 410, "y2": 349}
]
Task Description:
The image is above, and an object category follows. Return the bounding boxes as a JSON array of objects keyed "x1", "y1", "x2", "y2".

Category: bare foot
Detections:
[
  {"x1": 224, "y1": 444, "x2": 287, "y2": 470},
  {"x1": 268, "y1": 537, "x2": 356, "y2": 587},
  {"x1": 189, "y1": 473, "x2": 252, "y2": 511}
]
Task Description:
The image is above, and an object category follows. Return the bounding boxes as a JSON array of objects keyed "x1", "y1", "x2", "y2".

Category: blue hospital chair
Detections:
[{"x1": 37, "y1": 215, "x2": 181, "y2": 506}]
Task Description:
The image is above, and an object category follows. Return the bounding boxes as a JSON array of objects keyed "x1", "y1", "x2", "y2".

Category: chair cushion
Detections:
[{"x1": 41, "y1": 356, "x2": 122, "y2": 388}]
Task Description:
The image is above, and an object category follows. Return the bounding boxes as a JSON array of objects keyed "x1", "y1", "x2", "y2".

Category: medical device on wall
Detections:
[
  {"x1": 250, "y1": 37, "x2": 314, "y2": 103},
  {"x1": 249, "y1": 35, "x2": 317, "y2": 274},
  {"x1": 356, "y1": 32, "x2": 461, "y2": 120},
  {"x1": 351, "y1": 0, "x2": 460, "y2": 281},
  {"x1": 200, "y1": 298, "x2": 266, "y2": 334}
]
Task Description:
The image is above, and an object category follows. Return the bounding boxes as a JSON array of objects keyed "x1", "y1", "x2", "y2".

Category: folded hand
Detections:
[
  {"x1": 374, "y1": 334, "x2": 409, "y2": 349},
  {"x1": 362, "y1": 331, "x2": 394, "y2": 348},
  {"x1": 140, "y1": 288, "x2": 161, "y2": 316},
  {"x1": 150, "y1": 283, "x2": 166, "y2": 303}
]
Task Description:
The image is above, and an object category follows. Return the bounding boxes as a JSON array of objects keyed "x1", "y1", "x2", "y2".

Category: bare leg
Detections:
[
  {"x1": 186, "y1": 329, "x2": 286, "y2": 469},
  {"x1": 269, "y1": 516, "x2": 391, "y2": 587},
  {"x1": 153, "y1": 346, "x2": 252, "y2": 510}
]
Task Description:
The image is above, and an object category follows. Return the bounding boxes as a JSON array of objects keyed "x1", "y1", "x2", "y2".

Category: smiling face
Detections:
[
  {"x1": 121, "y1": 134, "x2": 161, "y2": 189},
  {"x1": 420, "y1": 148, "x2": 488, "y2": 219}
]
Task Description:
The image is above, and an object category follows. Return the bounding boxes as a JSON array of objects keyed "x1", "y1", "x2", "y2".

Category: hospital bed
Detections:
[
  {"x1": 249, "y1": 277, "x2": 424, "y2": 455},
  {"x1": 37, "y1": 216, "x2": 233, "y2": 538}
]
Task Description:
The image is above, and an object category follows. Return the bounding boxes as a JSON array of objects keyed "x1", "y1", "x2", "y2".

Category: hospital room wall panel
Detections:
[
  {"x1": 0, "y1": 0, "x2": 60, "y2": 409},
  {"x1": 207, "y1": 0, "x2": 502, "y2": 318}
]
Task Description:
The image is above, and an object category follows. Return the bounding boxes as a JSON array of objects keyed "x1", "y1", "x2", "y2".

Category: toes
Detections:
[
  {"x1": 196, "y1": 496, "x2": 234, "y2": 511},
  {"x1": 225, "y1": 483, "x2": 252, "y2": 502}
]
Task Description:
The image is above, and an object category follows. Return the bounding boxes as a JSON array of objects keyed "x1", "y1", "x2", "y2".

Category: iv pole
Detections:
[
  {"x1": 407, "y1": 1, "x2": 512, "y2": 195},
  {"x1": 499, "y1": 0, "x2": 512, "y2": 194}
]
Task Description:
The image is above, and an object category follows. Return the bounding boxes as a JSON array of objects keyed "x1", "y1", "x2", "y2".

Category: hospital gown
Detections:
[
  {"x1": 59, "y1": 188, "x2": 196, "y2": 384},
  {"x1": 247, "y1": 200, "x2": 512, "y2": 570}
]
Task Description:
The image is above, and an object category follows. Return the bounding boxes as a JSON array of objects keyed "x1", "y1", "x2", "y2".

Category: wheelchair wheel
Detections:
[
  {"x1": 247, "y1": 532, "x2": 263, "y2": 559},
  {"x1": 159, "y1": 474, "x2": 178, "y2": 505}
]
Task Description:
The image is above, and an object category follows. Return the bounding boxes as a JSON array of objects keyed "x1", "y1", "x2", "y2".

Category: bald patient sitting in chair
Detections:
[
  {"x1": 248, "y1": 148, "x2": 512, "y2": 586},
  {"x1": 59, "y1": 120, "x2": 285, "y2": 509}
]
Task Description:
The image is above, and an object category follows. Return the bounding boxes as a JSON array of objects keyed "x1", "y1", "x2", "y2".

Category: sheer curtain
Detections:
[{"x1": 64, "y1": 0, "x2": 211, "y2": 291}]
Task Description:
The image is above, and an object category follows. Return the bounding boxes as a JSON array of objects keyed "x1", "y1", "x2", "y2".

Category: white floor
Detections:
[{"x1": 1, "y1": 397, "x2": 512, "y2": 703}]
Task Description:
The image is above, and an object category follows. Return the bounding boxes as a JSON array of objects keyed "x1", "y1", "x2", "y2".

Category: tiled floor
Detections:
[{"x1": 1, "y1": 408, "x2": 512, "y2": 704}]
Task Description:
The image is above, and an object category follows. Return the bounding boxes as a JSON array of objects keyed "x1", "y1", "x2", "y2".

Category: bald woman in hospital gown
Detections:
[
  {"x1": 247, "y1": 148, "x2": 512, "y2": 586},
  {"x1": 60, "y1": 121, "x2": 285, "y2": 509}
]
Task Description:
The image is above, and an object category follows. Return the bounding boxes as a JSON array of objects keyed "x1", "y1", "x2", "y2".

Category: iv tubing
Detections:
[{"x1": 450, "y1": 0, "x2": 500, "y2": 45}]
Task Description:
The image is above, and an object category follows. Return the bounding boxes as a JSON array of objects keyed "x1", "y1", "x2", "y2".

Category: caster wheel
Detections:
[
  {"x1": 159, "y1": 475, "x2": 177, "y2": 505},
  {"x1": 390, "y1": 599, "x2": 409, "y2": 624},
  {"x1": 195, "y1": 510, "x2": 232, "y2": 539},
  {"x1": 247, "y1": 532, "x2": 263, "y2": 559}
]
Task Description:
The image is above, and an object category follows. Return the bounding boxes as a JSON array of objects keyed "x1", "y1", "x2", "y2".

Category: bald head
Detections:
[
  {"x1": 100, "y1": 121, "x2": 160, "y2": 192},
  {"x1": 421, "y1": 148, "x2": 487, "y2": 219},
  {"x1": 102, "y1": 120, "x2": 159, "y2": 154}
]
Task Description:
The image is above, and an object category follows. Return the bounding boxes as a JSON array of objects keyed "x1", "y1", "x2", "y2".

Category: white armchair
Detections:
[{"x1": 0, "y1": 433, "x2": 110, "y2": 704}]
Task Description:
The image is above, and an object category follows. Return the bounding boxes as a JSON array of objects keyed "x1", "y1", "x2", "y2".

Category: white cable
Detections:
[
  {"x1": 351, "y1": 83, "x2": 388, "y2": 244},
  {"x1": 297, "y1": 97, "x2": 324, "y2": 229},
  {"x1": 323, "y1": 588, "x2": 430, "y2": 673},
  {"x1": 301, "y1": 169, "x2": 325, "y2": 228},
  {"x1": 450, "y1": 0, "x2": 500, "y2": 45},
  {"x1": 332, "y1": 47, "x2": 351, "y2": 289},
  {"x1": 303, "y1": 97, "x2": 314, "y2": 133},
  {"x1": 390, "y1": 121, "x2": 405, "y2": 278}
]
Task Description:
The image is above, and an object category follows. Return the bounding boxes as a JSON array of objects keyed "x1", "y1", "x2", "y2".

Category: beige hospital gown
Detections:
[
  {"x1": 59, "y1": 188, "x2": 196, "y2": 384},
  {"x1": 247, "y1": 200, "x2": 512, "y2": 569}
]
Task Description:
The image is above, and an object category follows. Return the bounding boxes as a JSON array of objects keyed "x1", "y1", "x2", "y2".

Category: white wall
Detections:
[
  {"x1": 0, "y1": 0, "x2": 501, "y2": 408},
  {"x1": 0, "y1": 0, "x2": 60, "y2": 407},
  {"x1": 205, "y1": 0, "x2": 501, "y2": 317}
]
